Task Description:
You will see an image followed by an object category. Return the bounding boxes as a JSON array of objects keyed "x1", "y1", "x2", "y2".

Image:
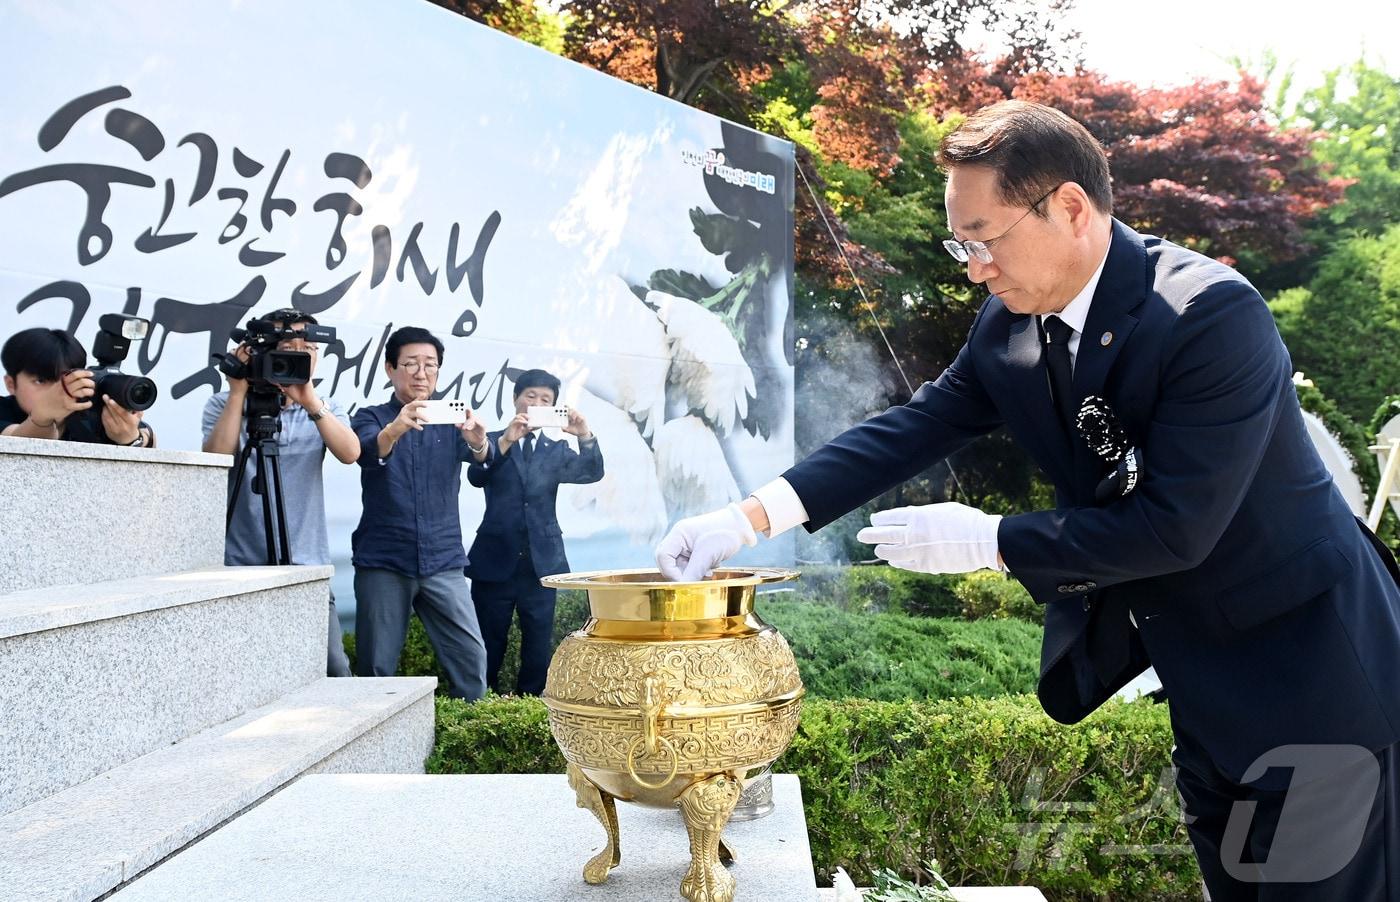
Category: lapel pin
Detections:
[{"x1": 1100, "y1": 331, "x2": 1113, "y2": 347}]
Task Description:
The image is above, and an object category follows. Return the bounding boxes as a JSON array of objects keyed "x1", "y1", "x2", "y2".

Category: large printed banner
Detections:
[{"x1": 0, "y1": 0, "x2": 797, "y2": 605}]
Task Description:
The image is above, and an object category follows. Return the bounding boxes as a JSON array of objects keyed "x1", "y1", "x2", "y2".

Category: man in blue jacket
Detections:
[
  {"x1": 467, "y1": 369, "x2": 603, "y2": 695},
  {"x1": 351, "y1": 326, "x2": 490, "y2": 700},
  {"x1": 657, "y1": 101, "x2": 1400, "y2": 898}
]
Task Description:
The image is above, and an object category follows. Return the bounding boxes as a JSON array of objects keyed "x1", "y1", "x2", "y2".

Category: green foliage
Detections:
[
  {"x1": 783, "y1": 565, "x2": 1039, "y2": 624},
  {"x1": 1368, "y1": 393, "x2": 1400, "y2": 439},
  {"x1": 758, "y1": 598, "x2": 1041, "y2": 702},
  {"x1": 429, "y1": 695, "x2": 565, "y2": 774},
  {"x1": 1270, "y1": 224, "x2": 1400, "y2": 423},
  {"x1": 842, "y1": 111, "x2": 962, "y2": 284},
  {"x1": 817, "y1": 565, "x2": 963, "y2": 617},
  {"x1": 865, "y1": 860, "x2": 956, "y2": 901},
  {"x1": 748, "y1": 59, "x2": 821, "y2": 155},
  {"x1": 1296, "y1": 60, "x2": 1400, "y2": 238},
  {"x1": 427, "y1": 695, "x2": 1193, "y2": 900},
  {"x1": 952, "y1": 571, "x2": 1043, "y2": 623},
  {"x1": 343, "y1": 589, "x2": 591, "y2": 694},
  {"x1": 843, "y1": 566, "x2": 962, "y2": 617},
  {"x1": 785, "y1": 696, "x2": 1194, "y2": 899},
  {"x1": 830, "y1": 110, "x2": 980, "y2": 383}
]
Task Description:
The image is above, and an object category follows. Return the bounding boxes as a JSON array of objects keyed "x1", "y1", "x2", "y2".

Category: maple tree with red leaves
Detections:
[
  {"x1": 932, "y1": 61, "x2": 1348, "y2": 267},
  {"x1": 550, "y1": 0, "x2": 1075, "y2": 164}
]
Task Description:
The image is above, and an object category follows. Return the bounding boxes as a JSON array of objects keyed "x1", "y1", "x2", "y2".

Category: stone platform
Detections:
[
  {"x1": 113, "y1": 773, "x2": 819, "y2": 901},
  {"x1": 0, "y1": 677, "x2": 435, "y2": 902}
]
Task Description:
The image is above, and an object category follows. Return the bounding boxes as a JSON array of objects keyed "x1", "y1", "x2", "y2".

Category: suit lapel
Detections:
[
  {"x1": 1072, "y1": 220, "x2": 1146, "y2": 406},
  {"x1": 1067, "y1": 220, "x2": 1148, "y2": 499}
]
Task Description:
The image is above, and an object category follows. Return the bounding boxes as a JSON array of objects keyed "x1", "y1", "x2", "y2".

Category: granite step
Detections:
[
  {"x1": 0, "y1": 436, "x2": 230, "y2": 594},
  {"x1": 0, "y1": 566, "x2": 332, "y2": 816},
  {"x1": 0, "y1": 675, "x2": 436, "y2": 902}
]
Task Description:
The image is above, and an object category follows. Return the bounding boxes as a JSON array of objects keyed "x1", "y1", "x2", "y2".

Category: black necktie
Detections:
[
  {"x1": 1043, "y1": 315, "x2": 1076, "y2": 434},
  {"x1": 520, "y1": 432, "x2": 534, "y2": 464}
]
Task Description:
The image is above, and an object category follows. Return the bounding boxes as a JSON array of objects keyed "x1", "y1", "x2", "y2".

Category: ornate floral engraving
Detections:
[
  {"x1": 545, "y1": 628, "x2": 801, "y2": 708},
  {"x1": 548, "y1": 700, "x2": 802, "y2": 773}
]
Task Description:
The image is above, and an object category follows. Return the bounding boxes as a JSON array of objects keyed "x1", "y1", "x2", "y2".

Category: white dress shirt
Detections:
[
  {"x1": 752, "y1": 247, "x2": 1112, "y2": 540},
  {"x1": 1037, "y1": 248, "x2": 1108, "y2": 371}
]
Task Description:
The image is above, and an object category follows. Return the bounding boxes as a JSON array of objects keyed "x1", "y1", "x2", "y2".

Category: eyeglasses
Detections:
[
  {"x1": 398, "y1": 360, "x2": 440, "y2": 375},
  {"x1": 942, "y1": 184, "x2": 1062, "y2": 266}
]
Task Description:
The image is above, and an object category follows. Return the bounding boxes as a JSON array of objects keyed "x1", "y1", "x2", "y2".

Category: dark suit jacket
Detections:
[
  {"x1": 784, "y1": 219, "x2": 1400, "y2": 785},
  {"x1": 465, "y1": 430, "x2": 604, "y2": 582}
]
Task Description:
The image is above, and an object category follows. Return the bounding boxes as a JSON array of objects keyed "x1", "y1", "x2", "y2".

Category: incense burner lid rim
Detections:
[{"x1": 539, "y1": 567, "x2": 799, "y2": 591}]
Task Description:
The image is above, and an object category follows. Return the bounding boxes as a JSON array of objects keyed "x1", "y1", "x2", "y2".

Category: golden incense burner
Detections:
[{"x1": 540, "y1": 568, "x2": 804, "y2": 902}]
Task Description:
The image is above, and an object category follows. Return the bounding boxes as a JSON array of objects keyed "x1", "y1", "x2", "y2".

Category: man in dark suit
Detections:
[
  {"x1": 656, "y1": 100, "x2": 1400, "y2": 898},
  {"x1": 467, "y1": 369, "x2": 604, "y2": 695}
]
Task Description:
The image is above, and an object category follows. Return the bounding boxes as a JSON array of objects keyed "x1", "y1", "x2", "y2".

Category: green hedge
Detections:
[
  {"x1": 760, "y1": 598, "x2": 1040, "y2": 701},
  {"x1": 951, "y1": 571, "x2": 1043, "y2": 623},
  {"x1": 349, "y1": 593, "x2": 1042, "y2": 703},
  {"x1": 1269, "y1": 223, "x2": 1400, "y2": 424},
  {"x1": 429, "y1": 694, "x2": 1196, "y2": 900}
]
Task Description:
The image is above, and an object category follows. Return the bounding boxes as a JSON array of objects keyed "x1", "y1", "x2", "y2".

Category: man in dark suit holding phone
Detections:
[
  {"x1": 656, "y1": 101, "x2": 1400, "y2": 898},
  {"x1": 467, "y1": 369, "x2": 604, "y2": 695}
]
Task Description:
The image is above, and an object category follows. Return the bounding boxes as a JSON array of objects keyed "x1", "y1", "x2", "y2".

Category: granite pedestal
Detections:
[{"x1": 113, "y1": 773, "x2": 819, "y2": 901}]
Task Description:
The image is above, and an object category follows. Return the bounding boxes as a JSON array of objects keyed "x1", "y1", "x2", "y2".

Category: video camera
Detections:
[
  {"x1": 215, "y1": 316, "x2": 336, "y2": 391},
  {"x1": 214, "y1": 313, "x2": 337, "y2": 567},
  {"x1": 89, "y1": 314, "x2": 157, "y2": 411}
]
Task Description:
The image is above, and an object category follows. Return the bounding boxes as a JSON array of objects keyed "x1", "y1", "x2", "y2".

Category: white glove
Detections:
[
  {"x1": 655, "y1": 502, "x2": 759, "y2": 581},
  {"x1": 855, "y1": 502, "x2": 1002, "y2": 574}
]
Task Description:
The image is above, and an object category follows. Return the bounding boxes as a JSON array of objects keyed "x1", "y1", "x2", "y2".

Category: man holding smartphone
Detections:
[
  {"x1": 350, "y1": 326, "x2": 492, "y2": 700},
  {"x1": 466, "y1": 368, "x2": 603, "y2": 695}
]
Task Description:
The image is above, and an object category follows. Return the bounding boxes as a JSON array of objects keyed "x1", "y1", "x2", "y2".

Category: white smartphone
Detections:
[
  {"x1": 418, "y1": 398, "x2": 467, "y2": 426},
  {"x1": 527, "y1": 405, "x2": 569, "y2": 429}
]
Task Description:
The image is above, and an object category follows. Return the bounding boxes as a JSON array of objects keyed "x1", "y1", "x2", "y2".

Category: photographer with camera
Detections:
[
  {"x1": 202, "y1": 308, "x2": 358, "y2": 678},
  {"x1": 0, "y1": 319, "x2": 157, "y2": 447},
  {"x1": 467, "y1": 369, "x2": 603, "y2": 696},
  {"x1": 350, "y1": 326, "x2": 491, "y2": 701}
]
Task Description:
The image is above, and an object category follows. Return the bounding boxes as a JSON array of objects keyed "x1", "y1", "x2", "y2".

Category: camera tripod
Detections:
[{"x1": 225, "y1": 388, "x2": 293, "y2": 566}]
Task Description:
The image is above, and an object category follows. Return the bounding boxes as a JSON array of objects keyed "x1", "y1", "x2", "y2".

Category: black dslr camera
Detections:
[
  {"x1": 89, "y1": 314, "x2": 158, "y2": 411},
  {"x1": 215, "y1": 317, "x2": 336, "y2": 390}
]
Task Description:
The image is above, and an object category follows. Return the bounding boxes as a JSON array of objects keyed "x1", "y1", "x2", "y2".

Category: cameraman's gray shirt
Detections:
[{"x1": 202, "y1": 392, "x2": 350, "y2": 567}]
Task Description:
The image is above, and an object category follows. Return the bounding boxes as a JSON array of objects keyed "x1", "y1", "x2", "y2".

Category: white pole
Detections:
[{"x1": 1368, "y1": 437, "x2": 1400, "y2": 532}]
